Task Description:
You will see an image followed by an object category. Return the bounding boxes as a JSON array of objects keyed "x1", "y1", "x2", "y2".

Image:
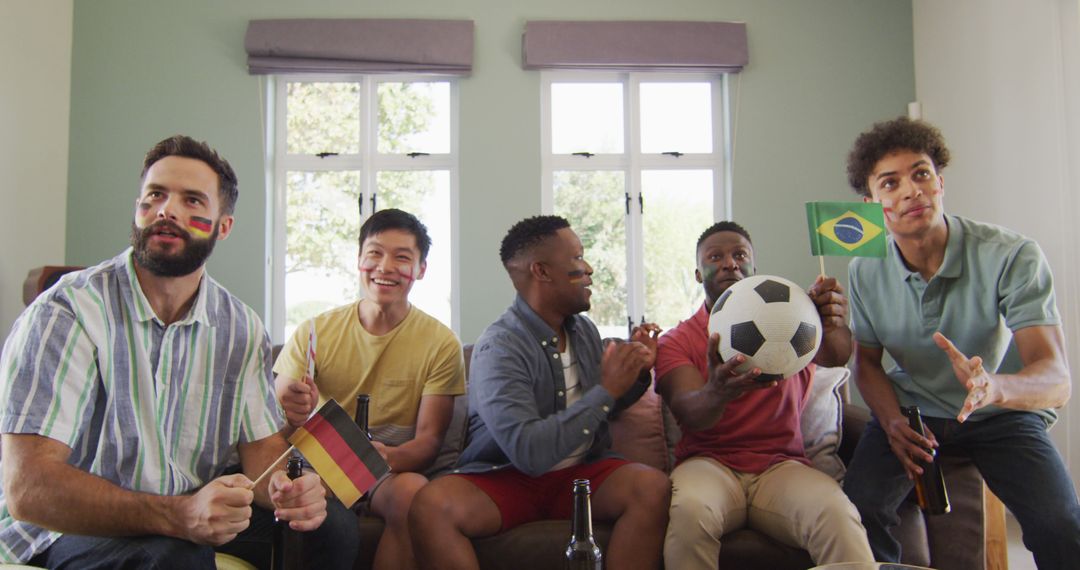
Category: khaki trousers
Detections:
[{"x1": 664, "y1": 457, "x2": 874, "y2": 569}]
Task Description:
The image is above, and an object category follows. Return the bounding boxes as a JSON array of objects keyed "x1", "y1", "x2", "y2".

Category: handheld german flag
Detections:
[
  {"x1": 805, "y1": 202, "x2": 887, "y2": 258},
  {"x1": 288, "y1": 399, "x2": 390, "y2": 507}
]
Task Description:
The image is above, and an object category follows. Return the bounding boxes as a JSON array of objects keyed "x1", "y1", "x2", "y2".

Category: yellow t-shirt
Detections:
[{"x1": 273, "y1": 302, "x2": 465, "y2": 446}]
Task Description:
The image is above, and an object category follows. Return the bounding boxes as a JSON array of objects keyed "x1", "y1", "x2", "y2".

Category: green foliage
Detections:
[
  {"x1": 286, "y1": 82, "x2": 361, "y2": 155},
  {"x1": 554, "y1": 171, "x2": 627, "y2": 328}
]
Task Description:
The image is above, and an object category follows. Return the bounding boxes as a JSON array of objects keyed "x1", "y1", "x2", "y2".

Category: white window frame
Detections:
[
  {"x1": 263, "y1": 74, "x2": 461, "y2": 344},
  {"x1": 540, "y1": 71, "x2": 733, "y2": 330}
]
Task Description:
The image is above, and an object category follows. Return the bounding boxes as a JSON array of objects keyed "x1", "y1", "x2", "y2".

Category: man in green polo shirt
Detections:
[{"x1": 840, "y1": 117, "x2": 1080, "y2": 569}]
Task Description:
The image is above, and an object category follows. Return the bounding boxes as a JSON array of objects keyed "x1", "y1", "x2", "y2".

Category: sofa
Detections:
[{"x1": 344, "y1": 344, "x2": 998, "y2": 570}]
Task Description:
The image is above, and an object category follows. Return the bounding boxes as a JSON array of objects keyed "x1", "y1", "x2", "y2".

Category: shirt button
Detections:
[
  {"x1": 602, "y1": 405, "x2": 610, "y2": 413},
  {"x1": 583, "y1": 429, "x2": 590, "y2": 435},
  {"x1": 541, "y1": 340, "x2": 548, "y2": 346},
  {"x1": 558, "y1": 390, "x2": 565, "y2": 397},
  {"x1": 552, "y1": 337, "x2": 558, "y2": 343},
  {"x1": 553, "y1": 353, "x2": 560, "y2": 359}
]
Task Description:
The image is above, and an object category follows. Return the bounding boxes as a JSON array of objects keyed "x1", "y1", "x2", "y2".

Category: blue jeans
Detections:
[
  {"x1": 30, "y1": 497, "x2": 358, "y2": 570},
  {"x1": 843, "y1": 411, "x2": 1080, "y2": 569}
]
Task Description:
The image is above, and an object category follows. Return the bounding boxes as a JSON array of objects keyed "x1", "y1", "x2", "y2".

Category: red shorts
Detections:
[{"x1": 453, "y1": 458, "x2": 629, "y2": 531}]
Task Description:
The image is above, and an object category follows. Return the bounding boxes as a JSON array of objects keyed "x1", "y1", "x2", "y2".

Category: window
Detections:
[
  {"x1": 266, "y1": 76, "x2": 459, "y2": 343},
  {"x1": 541, "y1": 72, "x2": 732, "y2": 338}
]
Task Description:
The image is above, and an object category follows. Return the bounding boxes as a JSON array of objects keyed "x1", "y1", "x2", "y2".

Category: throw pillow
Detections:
[{"x1": 801, "y1": 366, "x2": 848, "y2": 481}]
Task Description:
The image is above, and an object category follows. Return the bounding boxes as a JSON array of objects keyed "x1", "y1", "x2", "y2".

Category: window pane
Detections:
[
  {"x1": 376, "y1": 170, "x2": 452, "y2": 326},
  {"x1": 553, "y1": 171, "x2": 627, "y2": 338},
  {"x1": 377, "y1": 82, "x2": 451, "y2": 154},
  {"x1": 284, "y1": 171, "x2": 362, "y2": 340},
  {"x1": 640, "y1": 82, "x2": 712, "y2": 154},
  {"x1": 642, "y1": 170, "x2": 713, "y2": 330},
  {"x1": 287, "y1": 82, "x2": 361, "y2": 155},
  {"x1": 551, "y1": 83, "x2": 624, "y2": 154}
]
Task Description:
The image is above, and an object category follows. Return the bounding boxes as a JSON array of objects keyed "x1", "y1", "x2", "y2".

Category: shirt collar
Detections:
[
  {"x1": 511, "y1": 294, "x2": 577, "y2": 348},
  {"x1": 888, "y1": 214, "x2": 964, "y2": 282},
  {"x1": 121, "y1": 247, "x2": 211, "y2": 326}
]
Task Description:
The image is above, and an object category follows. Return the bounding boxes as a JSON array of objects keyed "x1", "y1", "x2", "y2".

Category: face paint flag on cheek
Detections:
[
  {"x1": 568, "y1": 269, "x2": 588, "y2": 284},
  {"x1": 189, "y1": 216, "x2": 213, "y2": 239}
]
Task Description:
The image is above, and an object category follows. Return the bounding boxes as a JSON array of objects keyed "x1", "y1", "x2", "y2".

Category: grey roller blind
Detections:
[
  {"x1": 522, "y1": 20, "x2": 748, "y2": 72},
  {"x1": 245, "y1": 19, "x2": 474, "y2": 75}
]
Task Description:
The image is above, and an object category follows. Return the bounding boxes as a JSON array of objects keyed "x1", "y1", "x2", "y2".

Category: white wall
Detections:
[
  {"x1": 913, "y1": 0, "x2": 1080, "y2": 490},
  {"x1": 0, "y1": 0, "x2": 73, "y2": 344}
]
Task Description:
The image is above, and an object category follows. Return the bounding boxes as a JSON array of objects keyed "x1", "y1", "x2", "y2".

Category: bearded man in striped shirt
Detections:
[{"x1": 0, "y1": 136, "x2": 358, "y2": 569}]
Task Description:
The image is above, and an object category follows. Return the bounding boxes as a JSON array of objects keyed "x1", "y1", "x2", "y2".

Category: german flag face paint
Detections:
[{"x1": 189, "y1": 216, "x2": 213, "y2": 239}]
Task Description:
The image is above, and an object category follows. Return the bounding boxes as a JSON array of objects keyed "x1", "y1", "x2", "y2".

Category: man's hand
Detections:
[
  {"x1": 808, "y1": 275, "x2": 848, "y2": 332},
  {"x1": 933, "y1": 332, "x2": 1002, "y2": 422},
  {"x1": 268, "y1": 470, "x2": 328, "y2": 532},
  {"x1": 629, "y1": 322, "x2": 662, "y2": 367},
  {"x1": 705, "y1": 333, "x2": 770, "y2": 402},
  {"x1": 600, "y1": 340, "x2": 653, "y2": 398},
  {"x1": 179, "y1": 473, "x2": 254, "y2": 546},
  {"x1": 279, "y1": 376, "x2": 319, "y2": 428},
  {"x1": 881, "y1": 413, "x2": 938, "y2": 479}
]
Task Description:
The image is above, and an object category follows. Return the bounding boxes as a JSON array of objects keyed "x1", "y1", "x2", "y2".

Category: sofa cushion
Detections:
[
  {"x1": 801, "y1": 365, "x2": 848, "y2": 481},
  {"x1": 609, "y1": 377, "x2": 671, "y2": 472}
]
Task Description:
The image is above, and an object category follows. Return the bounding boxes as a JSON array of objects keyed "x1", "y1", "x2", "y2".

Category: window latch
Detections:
[
  {"x1": 406, "y1": 152, "x2": 430, "y2": 158},
  {"x1": 572, "y1": 152, "x2": 595, "y2": 158},
  {"x1": 315, "y1": 151, "x2": 339, "y2": 159},
  {"x1": 625, "y1": 193, "x2": 631, "y2": 215},
  {"x1": 661, "y1": 151, "x2": 684, "y2": 158}
]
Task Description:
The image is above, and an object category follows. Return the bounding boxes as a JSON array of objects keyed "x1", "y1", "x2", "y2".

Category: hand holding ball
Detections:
[{"x1": 707, "y1": 275, "x2": 822, "y2": 382}]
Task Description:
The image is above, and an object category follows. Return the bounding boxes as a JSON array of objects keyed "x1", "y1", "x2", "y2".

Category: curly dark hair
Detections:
[
  {"x1": 696, "y1": 220, "x2": 753, "y2": 252},
  {"x1": 846, "y1": 117, "x2": 951, "y2": 197},
  {"x1": 499, "y1": 215, "x2": 570, "y2": 266},
  {"x1": 358, "y1": 208, "x2": 432, "y2": 262},
  {"x1": 141, "y1": 135, "x2": 239, "y2": 215}
]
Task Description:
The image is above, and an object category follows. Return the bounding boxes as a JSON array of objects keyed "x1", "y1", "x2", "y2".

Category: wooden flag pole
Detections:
[
  {"x1": 818, "y1": 256, "x2": 826, "y2": 279},
  {"x1": 252, "y1": 445, "x2": 296, "y2": 488}
]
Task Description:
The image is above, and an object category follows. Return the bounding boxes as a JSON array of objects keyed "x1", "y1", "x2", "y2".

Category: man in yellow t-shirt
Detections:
[{"x1": 274, "y1": 208, "x2": 465, "y2": 570}]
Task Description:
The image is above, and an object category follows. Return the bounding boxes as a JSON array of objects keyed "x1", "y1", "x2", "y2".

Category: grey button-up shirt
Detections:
[{"x1": 455, "y1": 295, "x2": 648, "y2": 476}]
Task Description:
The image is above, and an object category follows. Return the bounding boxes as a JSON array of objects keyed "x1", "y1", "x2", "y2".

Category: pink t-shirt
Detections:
[{"x1": 655, "y1": 304, "x2": 813, "y2": 474}]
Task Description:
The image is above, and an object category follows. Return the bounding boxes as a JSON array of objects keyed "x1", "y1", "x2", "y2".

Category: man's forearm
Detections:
[
  {"x1": 815, "y1": 327, "x2": 853, "y2": 368},
  {"x1": 995, "y1": 357, "x2": 1071, "y2": 410},
  {"x1": 5, "y1": 459, "x2": 184, "y2": 539},
  {"x1": 383, "y1": 437, "x2": 441, "y2": 473},
  {"x1": 670, "y1": 384, "x2": 729, "y2": 432}
]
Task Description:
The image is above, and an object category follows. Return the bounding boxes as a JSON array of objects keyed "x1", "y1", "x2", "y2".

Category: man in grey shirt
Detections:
[{"x1": 409, "y1": 215, "x2": 670, "y2": 570}]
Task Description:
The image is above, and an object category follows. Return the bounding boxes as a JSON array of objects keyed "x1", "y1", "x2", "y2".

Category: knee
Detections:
[
  {"x1": 381, "y1": 472, "x2": 429, "y2": 525},
  {"x1": 635, "y1": 467, "x2": 673, "y2": 513},
  {"x1": 669, "y1": 488, "x2": 724, "y2": 538},
  {"x1": 408, "y1": 478, "x2": 458, "y2": 531}
]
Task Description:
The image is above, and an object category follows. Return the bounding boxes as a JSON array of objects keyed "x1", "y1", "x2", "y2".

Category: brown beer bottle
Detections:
[
  {"x1": 272, "y1": 456, "x2": 305, "y2": 570},
  {"x1": 355, "y1": 394, "x2": 373, "y2": 440},
  {"x1": 565, "y1": 479, "x2": 603, "y2": 569},
  {"x1": 902, "y1": 406, "x2": 950, "y2": 515}
]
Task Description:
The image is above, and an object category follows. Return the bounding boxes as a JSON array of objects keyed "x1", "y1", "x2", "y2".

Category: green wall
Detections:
[{"x1": 66, "y1": 0, "x2": 913, "y2": 343}]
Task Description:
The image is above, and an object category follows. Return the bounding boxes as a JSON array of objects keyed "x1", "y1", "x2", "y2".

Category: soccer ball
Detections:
[{"x1": 707, "y1": 275, "x2": 822, "y2": 381}]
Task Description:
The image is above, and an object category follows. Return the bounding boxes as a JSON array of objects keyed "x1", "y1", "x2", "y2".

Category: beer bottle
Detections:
[
  {"x1": 272, "y1": 455, "x2": 305, "y2": 570},
  {"x1": 355, "y1": 394, "x2": 373, "y2": 440},
  {"x1": 902, "y1": 406, "x2": 950, "y2": 515},
  {"x1": 565, "y1": 478, "x2": 603, "y2": 569}
]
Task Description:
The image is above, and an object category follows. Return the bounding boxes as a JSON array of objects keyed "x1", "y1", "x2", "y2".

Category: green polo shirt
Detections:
[{"x1": 848, "y1": 215, "x2": 1060, "y2": 422}]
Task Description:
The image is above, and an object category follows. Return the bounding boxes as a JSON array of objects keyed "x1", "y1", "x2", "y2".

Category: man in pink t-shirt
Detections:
[{"x1": 655, "y1": 221, "x2": 873, "y2": 569}]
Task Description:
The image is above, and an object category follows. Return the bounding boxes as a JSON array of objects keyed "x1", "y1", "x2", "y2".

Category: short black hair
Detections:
[
  {"x1": 847, "y1": 117, "x2": 951, "y2": 197},
  {"x1": 500, "y1": 215, "x2": 570, "y2": 265},
  {"x1": 141, "y1": 135, "x2": 239, "y2": 215},
  {"x1": 358, "y1": 208, "x2": 432, "y2": 262},
  {"x1": 696, "y1": 220, "x2": 753, "y2": 252}
]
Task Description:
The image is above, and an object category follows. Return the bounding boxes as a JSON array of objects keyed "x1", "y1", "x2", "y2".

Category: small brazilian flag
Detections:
[{"x1": 805, "y1": 201, "x2": 887, "y2": 258}]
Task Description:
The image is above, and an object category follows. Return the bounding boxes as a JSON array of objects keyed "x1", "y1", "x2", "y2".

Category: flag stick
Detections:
[
  {"x1": 818, "y1": 256, "x2": 826, "y2": 278},
  {"x1": 252, "y1": 445, "x2": 296, "y2": 488}
]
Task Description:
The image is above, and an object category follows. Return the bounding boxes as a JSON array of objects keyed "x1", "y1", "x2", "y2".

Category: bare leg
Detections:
[
  {"x1": 408, "y1": 475, "x2": 502, "y2": 570},
  {"x1": 591, "y1": 463, "x2": 671, "y2": 570},
  {"x1": 370, "y1": 472, "x2": 428, "y2": 570}
]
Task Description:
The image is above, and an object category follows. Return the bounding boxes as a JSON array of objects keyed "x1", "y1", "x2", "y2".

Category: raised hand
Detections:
[
  {"x1": 705, "y1": 333, "x2": 771, "y2": 403},
  {"x1": 179, "y1": 473, "x2": 254, "y2": 545},
  {"x1": 280, "y1": 376, "x2": 320, "y2": 428},
  {"x1": 629, "y1": 322, "x2": 662, "y2": 367},
  {"x1": 933, "y1": 332, "x2": 1001, "y2": 422},
  {"x1": 600, "y1": 340, "x2": 653, "y2": 398},
  {"x1": 268, "y1": 469, "x2": 328, "y2": 532},
  {"x1": 807, "y1": 275, "x2": 848, "y2": 332}
]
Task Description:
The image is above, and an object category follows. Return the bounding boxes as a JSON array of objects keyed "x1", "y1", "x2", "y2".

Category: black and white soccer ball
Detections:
[{"x1": 707, "y1": 275, "x2": 822, "y2": 382}]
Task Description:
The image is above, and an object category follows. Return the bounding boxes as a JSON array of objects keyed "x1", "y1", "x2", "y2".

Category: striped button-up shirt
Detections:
[{"x1": 0, "y1": 249, "x2": 282, "y2": 562}]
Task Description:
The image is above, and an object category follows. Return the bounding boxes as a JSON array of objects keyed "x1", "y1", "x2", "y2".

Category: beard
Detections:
[{"x1": 130, "y1": 219, "x2": 218, "y2": 277}]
